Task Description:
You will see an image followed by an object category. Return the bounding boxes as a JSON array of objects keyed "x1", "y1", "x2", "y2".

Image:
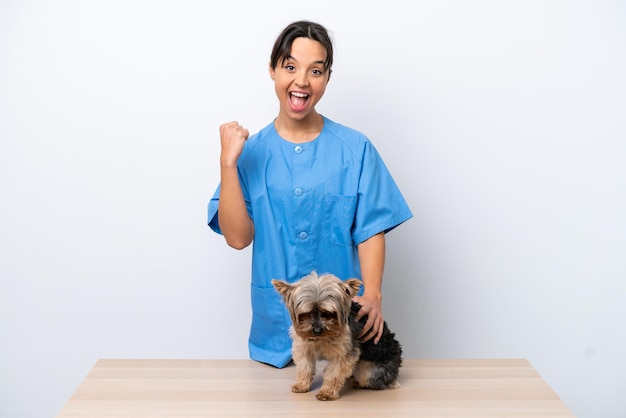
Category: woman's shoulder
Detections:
[
  {"x1": 323, "y1": 116, "x2": 368, "y2": 140},
  {"x1": 239, "y1": 121, "x2": 277, "y2": 158},
  {"x1": 247, "y1": 121, "x2": 276, "y2": 145},
  {"x1": 322, "y1": 116, "x2": 373, "y2": 154}
]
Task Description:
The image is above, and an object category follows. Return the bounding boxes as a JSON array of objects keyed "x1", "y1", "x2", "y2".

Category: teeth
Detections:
[{"x1": 291, "y1": 92, "x2": 308, "y2": 98}]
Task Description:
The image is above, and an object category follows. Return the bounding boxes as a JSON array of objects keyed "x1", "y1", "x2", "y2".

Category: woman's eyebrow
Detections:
[{"x1": 284, "y1": 55, "x2": 325, "y2": 66}]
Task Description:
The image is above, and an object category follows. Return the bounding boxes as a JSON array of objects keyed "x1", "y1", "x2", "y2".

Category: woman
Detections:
[{"x1": 208, "y1": 20, "x2": 412, "y2": 368}]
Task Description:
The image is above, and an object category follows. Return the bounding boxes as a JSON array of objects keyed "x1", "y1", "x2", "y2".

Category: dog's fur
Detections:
[{"x1": 271, "y1": 271, "x2": 402, "y2": 400}]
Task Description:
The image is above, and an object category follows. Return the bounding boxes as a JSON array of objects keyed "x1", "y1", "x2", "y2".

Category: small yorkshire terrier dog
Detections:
[{"x1": 271, "y1": 271, "x2": 402, "y2": 401}]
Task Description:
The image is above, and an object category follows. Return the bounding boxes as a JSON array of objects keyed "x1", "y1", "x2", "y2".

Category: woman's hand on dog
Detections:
[{"x1": 353, "y1": 293, "x2": 384, "y2": 345}]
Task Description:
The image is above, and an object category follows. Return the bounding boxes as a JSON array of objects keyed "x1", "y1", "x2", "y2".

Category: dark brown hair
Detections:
[{"x1": 270, "y1": 21, "x2": 334, "y2": 72}]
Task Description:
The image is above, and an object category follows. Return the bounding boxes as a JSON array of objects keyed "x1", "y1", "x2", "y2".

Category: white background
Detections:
[{"x1": 1, "y1": 1, "x2": 625, "y2": 417}]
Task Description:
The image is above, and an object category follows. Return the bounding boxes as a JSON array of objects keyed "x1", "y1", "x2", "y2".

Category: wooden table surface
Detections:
[{"x1": 56, "y1": 358, "x2": 575, "y2": 417}]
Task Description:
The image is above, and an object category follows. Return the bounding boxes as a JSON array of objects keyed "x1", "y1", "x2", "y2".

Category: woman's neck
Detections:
[{"x1": 274, "y1": 113, "x2": 324, "y2": 143}]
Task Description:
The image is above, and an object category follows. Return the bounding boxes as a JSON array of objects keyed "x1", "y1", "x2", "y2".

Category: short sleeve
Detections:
[
  {"x1": 207, "y1": 184, "x2": 222, "y2": 234},
  {"x1": 352, "y1": 141, "x2": 413, "y2": 245},
  {"x1": 207, "y1": 172, "x2": 253, "y2": 236}
]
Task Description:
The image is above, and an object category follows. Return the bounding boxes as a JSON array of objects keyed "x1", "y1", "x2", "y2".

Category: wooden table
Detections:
[{"x1": 56, "y1": 358, "x2": 575, "y2": 417}]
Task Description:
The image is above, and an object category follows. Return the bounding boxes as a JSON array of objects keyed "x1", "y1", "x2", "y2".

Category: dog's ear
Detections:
[
  {"x1": 271, "y1": 279, "x2": 292, "y2": 298},
  {"x1": 343, "y1": 278, "x2": 362, "y2": 297}
]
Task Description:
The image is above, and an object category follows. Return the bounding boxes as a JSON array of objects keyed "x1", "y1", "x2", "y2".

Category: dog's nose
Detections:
[{"x1": 313, "y1": 326, "x2": 323, "y2": 336}]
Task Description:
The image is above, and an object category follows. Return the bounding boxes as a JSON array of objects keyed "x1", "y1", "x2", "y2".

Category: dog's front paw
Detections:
[
  {"x1": 291, "y1": 381, "x2": 311, "y2": 393},
  {"x1": 316, "y1": 388, "x2": 340, "y2": 401}
]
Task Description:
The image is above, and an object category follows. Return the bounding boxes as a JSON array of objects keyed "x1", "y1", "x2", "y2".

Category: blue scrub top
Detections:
[{"x1": 208, "y1": 116, "x2": 412, "y2": 367}]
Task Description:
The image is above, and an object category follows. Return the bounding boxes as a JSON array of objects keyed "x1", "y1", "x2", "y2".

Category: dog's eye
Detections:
[
  {"x1": 297, "y1": 313, "x2": 310, "y2": 322},
  {"x1": 320, "y1": 311, "x2": 336, "y2": 320}
]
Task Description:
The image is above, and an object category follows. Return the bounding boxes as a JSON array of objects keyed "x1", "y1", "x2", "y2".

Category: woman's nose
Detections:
[{"x1": 294, "y1": 70, "x2": 309, "y2": 86}]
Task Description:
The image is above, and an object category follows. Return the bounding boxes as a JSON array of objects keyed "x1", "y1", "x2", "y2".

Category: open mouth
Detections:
[{"x1": 289, "y1": 92, "x2": 309, "y2": 111}]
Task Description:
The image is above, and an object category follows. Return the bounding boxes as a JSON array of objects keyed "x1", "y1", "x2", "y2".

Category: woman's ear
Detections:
[{"x1": 269, "y1": 63, "x2": 275, "y2": 81}]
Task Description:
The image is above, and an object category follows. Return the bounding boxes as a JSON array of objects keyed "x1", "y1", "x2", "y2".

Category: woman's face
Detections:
[{"x1": 270, "y1": 37, "x2": 330, "y2": 122}]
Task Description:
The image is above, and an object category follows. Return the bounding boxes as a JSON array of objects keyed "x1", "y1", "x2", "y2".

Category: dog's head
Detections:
[{"x1": 272, "y1": 271, "x2": 362, "y2": 340}]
